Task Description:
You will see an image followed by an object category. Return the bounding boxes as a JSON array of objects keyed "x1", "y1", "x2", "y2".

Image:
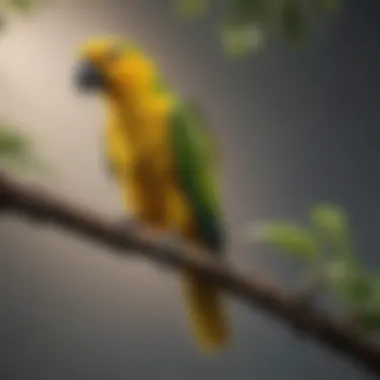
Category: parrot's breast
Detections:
[
  {"x1": 106, "y1": 91, "x2": 175, "y2": 167},
  {"x1": 105, "y1": 91, "x2": 193, "y2": 231}
]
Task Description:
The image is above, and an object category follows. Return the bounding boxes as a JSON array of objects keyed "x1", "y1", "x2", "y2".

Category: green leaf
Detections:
[
  {"x1": 0, "y1": 13, "x2": 6, "y2": 32},
  {"x1": 309, "y1": 203, "x2": 351, "y2": 250},
  {"x1": 327, "y1": 259, "x2": 373, "y2": 305},
  {"x1": 310, "y1": 203, "x2": 349, "y2": 237},
  {"x1": 312, "y1": 0, "x2": 341, "y2": 13},
  {"x1": 0, "y1": 127, "x2": 31, "y2": 157},
  {"x1": 176, "y1": 0, "x2": 210, "y2": 18},
  {"x1": 354, "y1": 310, "x2": 380, "y2": 335},
  {"x1": 220, "y1": 0, "x2": 270, "y2": 57},
  {"x1": 310, "y1": 203, "x2": 349, "y2": 234},
  {"x1": 280, "y1": 0, "x2": 307, "y2": 43},
  {"x1": 6, "y1": 0, "x2": 34, "y2": 13},
  {"x1": 0, "y1": 125, "x2": 50, "y2": 175},
  {"x1": 228, "y1": 0, "x2": 268, "y2": 25},
  {"x1": 371, "y1": 277, "x2": 380, "y2": 301},
  {"x1": 337, "y1": 274, "x2": 373, "y2": 305},
  {"x1": 351, "y1": 282, "x2": 380, "y2": 332},
  {"x1": 248, "y1": 222, "x2": 318, "y2": 260},
  {"x1": 221, "y1": 22, "x2": 265, "y2": 57}
]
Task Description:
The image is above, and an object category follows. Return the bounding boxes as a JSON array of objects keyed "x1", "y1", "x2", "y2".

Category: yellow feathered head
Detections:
[{"x1": 74, "y1": 35, "x2": 156, "y2": 95}]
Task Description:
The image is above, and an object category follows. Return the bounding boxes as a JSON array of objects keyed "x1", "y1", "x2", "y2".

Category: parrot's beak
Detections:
[{"x1": 74, "y1": 60, "x2": 105, "y2": 92}]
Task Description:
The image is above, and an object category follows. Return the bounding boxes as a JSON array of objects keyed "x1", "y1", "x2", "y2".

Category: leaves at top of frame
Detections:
[
  {"x1": 176, "y1": 0, "x2": 211, "y2": 18},
  {"x1": 280, "y1": 0, "x2": 308, "y2": 44},
  {"x1": 6, "y1": 0, "x2": 35, "y2": 13},
  {"x1": 221, "y1": 22, "x2": 265, "y2": 57},
  {"x1": 221, "y1": 0, "x2": 269, "y2": 56},
  {"x1": 174, "y1": 0, "x2": 344, "y2": 57},
  {"x1": 312, "y1": 0, "x2": 341, "y2": 14}
]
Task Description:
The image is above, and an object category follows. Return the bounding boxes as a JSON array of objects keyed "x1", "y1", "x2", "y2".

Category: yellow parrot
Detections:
[{"x1": 74, "y1": 36, "x2": 230, "y2": 352}]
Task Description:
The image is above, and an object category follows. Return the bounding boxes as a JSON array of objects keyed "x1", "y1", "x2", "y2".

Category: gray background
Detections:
[{"x1": 0, "y1": 0, "x2": 379, "y2": 379}]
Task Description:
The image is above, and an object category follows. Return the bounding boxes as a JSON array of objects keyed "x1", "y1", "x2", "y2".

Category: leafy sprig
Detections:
[
  {"x1": 247, "y1": 203, "x2": 380, "y2": 334},
  {"x1": 175, "y1": 0, "x2": 342, "y2": 56}
]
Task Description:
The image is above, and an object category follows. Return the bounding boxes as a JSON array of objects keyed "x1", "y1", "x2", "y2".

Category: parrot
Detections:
[{"x1": 73, "y1": 36, "x2": 230, "y2": 352}]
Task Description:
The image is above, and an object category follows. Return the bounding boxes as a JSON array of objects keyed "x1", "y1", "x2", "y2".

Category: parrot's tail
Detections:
[{"x1": 181, "y1": 271, "x2": 230, "y2": 352}]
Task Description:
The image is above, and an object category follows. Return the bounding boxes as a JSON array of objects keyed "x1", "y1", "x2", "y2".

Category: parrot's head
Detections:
[{"x1": 74, "y1": 36, "x2": 155, "y2": 96}]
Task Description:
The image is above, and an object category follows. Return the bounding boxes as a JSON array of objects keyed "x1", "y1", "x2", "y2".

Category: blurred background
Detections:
[{"x1": 0, "y1": 0, "x2": 379, "y2": 378}]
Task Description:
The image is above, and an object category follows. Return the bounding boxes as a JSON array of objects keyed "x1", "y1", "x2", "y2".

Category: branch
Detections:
[{"x1": 0, "y1": 172, "x2": 379, "y2": 377}]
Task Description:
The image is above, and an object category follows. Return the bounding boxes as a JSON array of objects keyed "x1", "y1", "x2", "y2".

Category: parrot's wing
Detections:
[
  {"x1": 186, "y1": 99, "x2": 221, "y2": 168},
  {"x1": 169, "y1": 100, "x2": 224, "y2": 254}
]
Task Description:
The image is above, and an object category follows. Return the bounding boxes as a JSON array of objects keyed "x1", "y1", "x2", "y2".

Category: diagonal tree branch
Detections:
[{"x1": 0, "y1": 172, "x2": 379, "y2": 377}]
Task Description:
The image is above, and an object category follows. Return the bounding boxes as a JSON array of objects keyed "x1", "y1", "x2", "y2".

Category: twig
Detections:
[{"x1": 0, "y1": 172, "x2": 379, "y2": 377}]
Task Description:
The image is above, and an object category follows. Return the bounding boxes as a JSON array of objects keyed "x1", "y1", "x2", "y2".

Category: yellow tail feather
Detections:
[{"x1": 181, "y1": 271, "x2": 230, "y2": 353}]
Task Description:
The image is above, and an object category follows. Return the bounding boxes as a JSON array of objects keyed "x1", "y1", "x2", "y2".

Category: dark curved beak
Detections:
[{"x1": 74, "y1": 60, "x2": 105, "y2": 92}]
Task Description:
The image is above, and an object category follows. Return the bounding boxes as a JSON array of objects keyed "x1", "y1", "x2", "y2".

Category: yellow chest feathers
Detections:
[{"x1": 104, "y1": 92, "x2": 175, "y2": 173}]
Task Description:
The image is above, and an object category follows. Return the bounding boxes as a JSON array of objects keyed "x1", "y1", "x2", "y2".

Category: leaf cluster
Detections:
[
  {"x1": 248, "y1": 204, "x2": 380, "y2": 334},
  {"x1": 0, "y1": 0, "x2": 46, "y2": 174},
  {"x1": 175, "y1": 0, "x2": 342, "y2": 56}
]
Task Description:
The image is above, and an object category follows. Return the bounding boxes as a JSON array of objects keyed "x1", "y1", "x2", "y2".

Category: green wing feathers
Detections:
[
  {"x1": 169, "y1": 100, "x2": 224, "y2": 253},
  {"x1": 186, "y1": 99, "x2": 222, "y2": 166}
]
